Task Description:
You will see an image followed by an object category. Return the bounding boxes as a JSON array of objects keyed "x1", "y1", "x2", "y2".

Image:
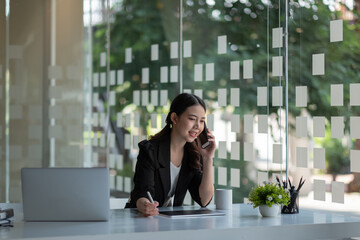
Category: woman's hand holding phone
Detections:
[{"x1": 198, "y1": 125, "x2": 216, "y2": 163}]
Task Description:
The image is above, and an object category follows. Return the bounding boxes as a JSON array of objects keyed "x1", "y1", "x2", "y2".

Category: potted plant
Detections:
[{"x1": 248, "y1": 182, "x2": 290, "y2": 217}]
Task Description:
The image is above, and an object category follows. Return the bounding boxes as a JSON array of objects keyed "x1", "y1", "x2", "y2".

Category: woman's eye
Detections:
[{"x1": 189, "y1": 118, "x2": 195, "y2": 121}]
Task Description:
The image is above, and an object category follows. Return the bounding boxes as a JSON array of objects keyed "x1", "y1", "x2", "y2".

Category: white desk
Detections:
[{"x1": 1, "y1": 203, "x2": 360, "y2": 240}]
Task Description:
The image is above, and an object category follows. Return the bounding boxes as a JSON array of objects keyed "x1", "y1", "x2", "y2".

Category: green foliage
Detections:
[{"x1": 248, "y1": 183, "x2": 290, "y2": 208}]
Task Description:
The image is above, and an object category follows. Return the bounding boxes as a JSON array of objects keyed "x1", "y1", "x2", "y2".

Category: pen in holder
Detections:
[{"x1": 276, "y1": 176, "x2": 305, "y2": 214}]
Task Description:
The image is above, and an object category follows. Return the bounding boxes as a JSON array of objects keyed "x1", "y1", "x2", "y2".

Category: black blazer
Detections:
[{"x1": 125, "y1": 134, "x2": 209, "y2": 208}]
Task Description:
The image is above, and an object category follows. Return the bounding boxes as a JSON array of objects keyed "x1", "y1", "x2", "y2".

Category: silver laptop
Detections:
[{"x1": 21, "y1": 168, "x2": 110, "y2": 222}]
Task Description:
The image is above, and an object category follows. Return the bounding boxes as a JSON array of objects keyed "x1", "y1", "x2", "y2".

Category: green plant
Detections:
[{"x1": 248, "y1": 183, "x2": 290, "y2": 208}]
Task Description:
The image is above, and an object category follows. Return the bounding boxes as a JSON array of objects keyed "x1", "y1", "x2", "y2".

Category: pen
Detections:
[{"x1": 147, "y1": 191, "x2": 154, "y2": 204}]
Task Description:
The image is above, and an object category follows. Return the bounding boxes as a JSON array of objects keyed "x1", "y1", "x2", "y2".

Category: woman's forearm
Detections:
[{"x1": 199, "y1": 158, "x2": 214, "y2": 206}]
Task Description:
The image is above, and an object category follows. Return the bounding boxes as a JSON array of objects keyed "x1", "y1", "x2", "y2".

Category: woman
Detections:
[{"x1": 125, "y1": 93, "x2": 215, "y2": 217}]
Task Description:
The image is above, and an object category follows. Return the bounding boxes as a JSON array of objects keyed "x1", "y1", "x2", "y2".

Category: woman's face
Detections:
[{"x1": 172, "y1": 105, "x2": 206, "y2": 143}]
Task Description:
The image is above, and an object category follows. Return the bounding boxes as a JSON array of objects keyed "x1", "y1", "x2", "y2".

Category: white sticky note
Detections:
[
  {"x1": 100, "y1": 52, "x2": 106, "y2": 67},
  {"x1": 109, "y1": 91, "x2": 116, "y2": 106},
  {"x1": 124, "y1": 177, "x2": 131, "y2": 193},
  {"x1": 218, "y1": 167, "x2": 227, "y2": 186},
  {"x1": 170, "y1": 66, "x2": 178, "y2": 83},
  {"x1": 160, "y1": 66, "x2": 168, "y2": 83},
  {"x1": 48, "y1": 66, "x2": 63, "y2": 79},
  {"x1": 218, "y1": 141, "x2": 227, "y2": 159},
  {"x1": 230, "y1": 61, "x2": 240, "y2": 80},
  {"x1": 133, "y1": 90, "x2": 140, "y2": 106},
  {"x1": 258, "y1": 172, "x2": 268, "y2": 185},
  {"x1": 205, "y1": 63, "x2": 214, "y2": 81},
  {"x1": 272, "y1": 86, "x2": 283, "y2": 106},
  {"x1": 9, "y1": 45, "x2": 23, "y2": 59},
  {"x1": 218, "y1": 88, "x2": 227, "y2": 107},
  {"x1": 116, "y1": 176, "x2": 123, "y2": 191},
  {"x1": 273, "y1": 144, "x2": 282, "y2": 164},
  {"x1": 133, "y1": 135, "x2": 139, "y2": 150},
  {"x1": 125, "y1": 114, "x2": 131, "y2": 128},
  {"x1": 28, "y1": 125, "x2": 41, "y2": 140},
  {"x1": 134, "y1": 112, "x2": 140, "y2": 128},
  {"x1": 109, "y1": 154, "x2": 116, "y2": 168},
  {"x1": 110, "y1": 175, "x2": 116, "y2": 189},
  {"x1": 257, "y1": 87, "x2": 267, "y2": 106},
  {"x1": 244, "y1": 114, "x2": 253, "y2": 134},
  {"x1": 207, "y1": 114, "x2": 214, "y2": 131},
  {"x1": 151, "y1": 44, "x2": 159, "y2": 61},
  {"x1": 332, "y1": 181, "x2": 344, "y2": 204},
  {"x1": 92, "y1": 113, "x2": 99, "y2": 126},
  {"x1": 124, "y1": 134, "x2": 131, "y2": 150},
  {"x1": 313, "y1": 148, "x2": 325, "y2": 170},
  {"x1": 350, "y1": 83, "x2": 360, "y2": 106},
  {"x1": 312, "y1": 53, "x2": 325, "y2": 75},
  {"x1": 231, "y1": 168, "x2": 240, "y2": 188},
  {"x1": 296, "y1": 147, "x2": 308, "y2": 168},
  {"x1": 331, "y1": 84, "x2": 343, "y2": 106},
  {"x1": 230, "y1": 142, "x2": 240, "y2": 160},
  {"x1": 49, "y1": 125, "x2": 63, "y2": 139},
  {"x1": 183, "y1": 89, "x2": 191, "y2": 94},
  {"x1": 117, "y1": 70, "x2": 124, "y2": 85},
  {"x1": 100, "y1": 72, "x2": 106, "y2": 87},
  {"x1": 151, "y1": 90, "x2": 158, "y2": 106},
  {"x1": 194, "y1": 64, "x2": 203, "y2": 82},
  {"x1": 296, "y1": 86, "x2": 307, "y2": 107},
  {"x1": 160, "y1": 90, "x2": 168, "y2": 106},
  {"x1": 313, "y1": 116, "x2": 325, "y2": 137},
  {"x1": 161, "y1": 114, "x2": 167, "y2": 128},
  {"x1": 272, "y1": 27, "x2": 283, "y2": 48},
  {"x1": 29, "y1": 105, "x2": 41, "y2": 120},
  {"x1": 230, "y1": 88, "x2": 240, "y2": 107},
  {"x1": 49, "y1": 105, "x2": 63, "y2": 119},
  {"x1": 314, "y1": 179, "x2": 326, "y2": 201},
  {"x1": 194, "y1": 89, "x2": 203, "y2": 99},
  {"x1": 125, "y1": 48, "x2": 132, "y2": 63},
  {"x1": 217, "y1": 35, "x2": 227, "y2": 54},
  {"x1": 330, "y1": 20, "x2": 343, "y2": 42},
  {"x1": 170, "y1": 42, "x2": 178, "y2": 59},
  {"x1": 258, "y1": 115, "x2": 268, "y2": 133},
  {"x1": 272, "y1": 56, "x2": 283, "y2": 77},
  {"x1": 110, "y1": 70, "x2": 116, "y2": 85},
  {"x1": 116, "y1": 112, "x2": 123, "y2": 127},
  {"x1": 10, "y1": 105, "x2": 23, "y2": 119},
  {"x1": 331, "y1": 116, "x2": 344, "y2": 138},
  {"x1": 183, "y1": 40, "x2": 192, "y2": 58},
  {"x1": 244, "y1": 142, "x2": 254, "y2": 161},
  {"x1": 231, "y1": 114, "x2": 240, "y2": 133},
  {"x1": 49, "y1": 86, "x2": 62, "y2": 99},
  {"x1": 350, "y1": 117, "x2": 360, "y2": 139},
  {"x1": 350, "y1": 150, "x2": 360, "y2": 172},
  {"x1": 100, "y1": 113, "x2": 106, "y2": 127},
  {"x1": 92, "y1": 93, "x2": 99, "y2": 108},
  {"x1": 117, "y1": 155, "x2": 123, "y2": 170},
  {"x1": 296, "y1": 116, "x2": 307, "y2": 137},
  {"x1": 151, "y1": 114, "x2": 158, "y2": 129},
  {"x1": 92, "y1": 135, "x2": 98, "y2": 147},
  {"x1": 243, "y1": 59, "x2": 253, "y2": 79},
  {"x1": 142, "y1": 68, "x2": 149, "y2": 84}
]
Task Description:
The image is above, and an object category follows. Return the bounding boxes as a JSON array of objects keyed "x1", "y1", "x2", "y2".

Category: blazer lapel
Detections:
[
  {"x1": 174, "y1": 144, "x2": 192, "y2": 206},
  {"x1": 157, "y1": 137, "x2": 170, "y2": 203}
]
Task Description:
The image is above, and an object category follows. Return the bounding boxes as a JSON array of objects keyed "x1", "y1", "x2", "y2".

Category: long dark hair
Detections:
[{"x1": 150, "y1": 93, "x2": 206, "y2": 171}]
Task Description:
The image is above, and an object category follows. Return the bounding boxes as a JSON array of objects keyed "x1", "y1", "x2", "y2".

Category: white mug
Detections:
[{"x1": 215, "y1": 189, "x2": 232, "y2": 210}]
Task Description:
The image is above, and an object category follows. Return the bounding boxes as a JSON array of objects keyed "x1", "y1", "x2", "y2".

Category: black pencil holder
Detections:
[{"x1": 281, "y1": 191, "x2": 299, "y2": 214}]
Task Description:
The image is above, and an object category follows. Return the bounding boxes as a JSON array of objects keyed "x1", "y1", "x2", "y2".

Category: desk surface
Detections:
[{"x1": 1, "y1": 203, "x2": 360, "y2": 240}]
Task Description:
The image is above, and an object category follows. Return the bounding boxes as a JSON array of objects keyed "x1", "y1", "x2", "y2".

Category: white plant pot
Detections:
[{"x1": 259, "y1": 204, "x2": 280, "y2": 217}]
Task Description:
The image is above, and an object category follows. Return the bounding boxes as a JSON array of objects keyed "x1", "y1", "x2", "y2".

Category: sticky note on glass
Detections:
[
  {"x1": 231, "y1": 114, "x2": 240, "y2": 133},
  {"x1": 350, "y1": 117, "x2": 360, "y2": 139},
  {"x1": 151, "y1": 114, "x2": 157, "y2": 129},
  {"x1": 183, "y1": 89, "x2": 191, "y2": 94},
  {"x1": 100, "y1": 52, "x2": 106, "y2": 67},
  {"x1": 331, "y1": 84, "x2": 343, "y2": 106},
  {"x1": 133, "y1": 113, "x2": 139, "y2": 128},
  {"x1": 207, "y1": 114, "x2": 214, "y2": 131},
  {"x1": 244, "y1": 114, "x2": 253, "y2": 134},
  {"x1": 218, "y1": 88, "x2": 227, "y2": 107},
  {"x1": 257, "y1": 87, "x2": 267, "y2": 106},
  {"x1": 151, "y1": 90, "x2": 158, "y2": 106},
  {"x1": 100, "y1": 133, "x2": 106, "y2": 147},
  {"x1": 194, "y1": 89, "x2": 203, "y2": 99},
  {"x1": 116, "y1": 176, "x2": 123, "y2": 191},
  {"x1": 100, "y1": 113, "x2": 106, "y2": 127},
  {"x1": 272, "y1": 56, "x2": 283, "y2": 77},
  {"x1": 272, "y1": 27, "x2": 283, "y2": 48},
  {"x1": 194, "y1": 64, "x2": 203, "y2": 82},
  {"x1": 217, "y1": 35, "x2": 227, "y2": 54},
  {"x1": 312, "y1": 53, "x2": 325, "y2": 75},
  {"x1": 230, "y1": 142, "x2": 240, "y2": 160},
  {"x1": 272, "y1": 86, "x2": 283, "y2": 106},
  {"x1": 125, "y1": 48, "x2": 132, "y2": 63},
  {"x1": 296, "y1": 116, "x2": 307, "y2": 137},
  {"x1": 258, "y1": 115, "x2": 268, "y2": 133},
  {"x1": 117, "y1": 70, "x2": 124, "y2": 85},
  {"x1": 124, "y1": 177, "x2": 131, "y2": 192},
  {"x1": 218, "y1": 167, "x2": 227, "y2": 186},
  {"x1": 296, "y1": 86, "x2": 307, "y2": 107},
  {"x1": 230, "y1": 61, "x2": 240, "y2": 80},
  {"x1": 258, "y1": 172, "x2": 268, "y2": 185},
  {"x1": 183, "y1": 40, "x2": 192, "y2": 58},
  {"x1": 206, "y1": 63, "x2": 214, "y2": 81},
  {"x1": 151, "y1": 44, "x2": 159, "y2": 61},
  {"x1": 160, "y1": 66, "x2": 168, "y2": 83},
  {"x1": 142, "y1": 68, "x2": 149, "y2": 84},
  {"x1": 330, "y1": 19, "x2": 343, "y2": 42},
  {"x1": 218, "y1": 141, "x2": 227, "y2": 159},
  {"x1": 244, "y1": 142, "x2": 254, "y2": 161},
  {"x1": 350, "y1": 150, "x2": 360, "y2": 172},
  {"x1": 243, "y1": 59, "x2": 253, "y2": 79},
  {"x1": 170, "y1": 66, "x2": 178, "y2": 83},
  {"x1": 160, "y1": 90, "x2": 168, "y2": 106},
  {"x1": 133, "y1": 135, "x2": 139, "y2": 150},
  {"x1": 170, "y1": 41, "x2": 178, "y2": 59},
  {"x1": 116, "y1": 112, "x2": 122, "y2": 127},
  {"x1": 124, "y1": 134, "x2": 131, "y2": 150},
  {"x1": 230, "y1": 88, "x2": 240, "y2": 107},
  {"x1": 117, "y1": 155, "x2": 123, "y2": 170},
  {"x1": 313, "y1": 116, "x2": 325, "y2": 137},
  {"x1": 313, "y1": 179, "x2": 326, "y2": 201},
  {"x1": 109, "y1": 91, "x2": 116, "y2": 106},
  {"x1": 133, "y1": 90, "x2": 140, "y2": 106},
  {"x1": 110, "y1": 70, "x2": 116, "y2": 86},
  {"x1": 273, "y1": 144, "x2": 282, "y2": 164},
  {"x1": 231, "y1": 168, "x2": 240, "y2": 188},
  {"x1": 350, "y1": 83, "x2": 360, "y2": 106},
  {"x1": 48, "y1": 66, "x2": 63, "y2": 79},
  {"x1": 125, "y1": 114, "x2": 131, "y2": 128},
  {"x1": 313, "y1": 148, "x2": 325, "y2": 170},
  {"x1": 331, "y1": 116, "x2": 344, "y2": 138},
  {"x1": 332, "y1": 181, "x2": 344, "y2": 204},
  {"x1": 93, "y1": 93, "x2": 99, "y2": 108},
  {"x1": 296, "y1": 147, "x2": 308, "y2": 168},
  {"x1": 109, "y1": 133, "x2": 116, "y2": 148},
  {"x1": 141, "y1": 90, "x2": 149, "y2": 106},
  {"x1": 161, "y1": 114, "x2": 167, "y2": 128},
  {"x1": 100, "y1": 72, "x2": 106, "y2": 87}
]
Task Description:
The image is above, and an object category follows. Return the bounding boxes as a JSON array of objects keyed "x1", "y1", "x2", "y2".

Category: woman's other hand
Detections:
[{"x1": 136, "y1": 197, "x2": 159, "y2": 217}]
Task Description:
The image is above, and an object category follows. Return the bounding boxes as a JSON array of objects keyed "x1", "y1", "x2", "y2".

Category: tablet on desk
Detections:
[{"x1": 159, "y1": 209, "x2": 225, "y2": 218}]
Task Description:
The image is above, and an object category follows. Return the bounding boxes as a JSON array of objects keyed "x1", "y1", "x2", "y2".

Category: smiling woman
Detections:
[{"x1": 125, "y1": 93, "x2": 216, "y2": 217}]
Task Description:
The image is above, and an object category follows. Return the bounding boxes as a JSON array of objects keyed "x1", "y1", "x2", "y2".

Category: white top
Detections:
[{"x1": 163, "y1": 162, "x2": 181, "y2": 207}]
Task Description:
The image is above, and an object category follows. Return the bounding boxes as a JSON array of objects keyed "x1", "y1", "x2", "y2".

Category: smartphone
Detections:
[{"x1": 198, "y1": 123, "x2": 211, "y2": 149}]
